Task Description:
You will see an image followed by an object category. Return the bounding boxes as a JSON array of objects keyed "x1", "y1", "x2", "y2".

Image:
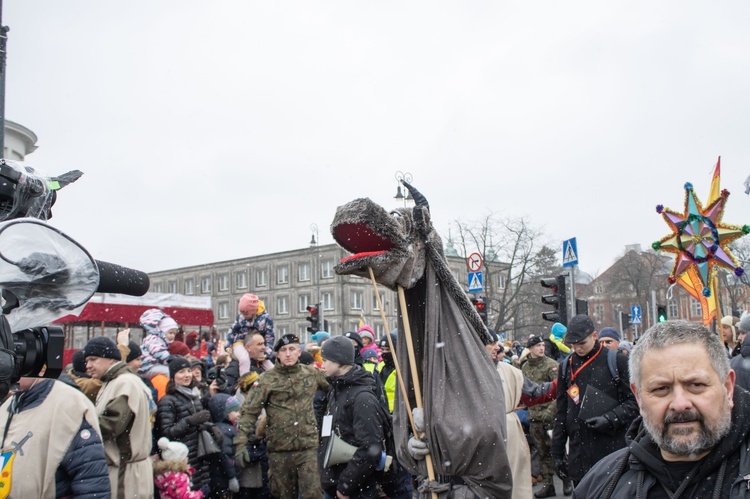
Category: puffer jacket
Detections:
[
  {"x1": 157, "y1": 385, "x2": 211, "y2": 491},
  {"x1": 208, "y1": 393, "x2": 238, "y2": 492}
]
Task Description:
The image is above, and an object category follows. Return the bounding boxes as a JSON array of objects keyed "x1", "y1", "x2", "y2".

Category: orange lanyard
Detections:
[{"x1": 569, "y1": 344, "x2": 602, "y2": 382}]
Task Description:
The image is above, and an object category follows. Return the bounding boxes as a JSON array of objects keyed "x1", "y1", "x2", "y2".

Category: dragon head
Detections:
[{"x1": 330, "y1": 181, "x2": 439, "y2": 290}]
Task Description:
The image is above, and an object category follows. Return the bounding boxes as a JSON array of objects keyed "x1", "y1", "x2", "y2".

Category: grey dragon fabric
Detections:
[{"x1": 330, "y1": 182, "x2": 512, "y2": 498}]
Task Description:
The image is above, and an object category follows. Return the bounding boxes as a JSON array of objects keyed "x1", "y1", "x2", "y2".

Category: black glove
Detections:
[
  {"x1": 553, "y1": 456, "x2": 568, "y2": 481},
  {"x1": 586, "y1": 414, "x2": 614, "y2": 434},
  {"x1": 186, "y1": 410, "x2": 212, "y2": 426},
  {"x1": 209, "y1": 424, "x2": 224, "y2": 445}
]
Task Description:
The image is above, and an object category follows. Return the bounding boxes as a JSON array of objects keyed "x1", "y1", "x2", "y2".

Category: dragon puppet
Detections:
[{"x1": 331, "y1": 181, "x2": 512, "y2": 498}]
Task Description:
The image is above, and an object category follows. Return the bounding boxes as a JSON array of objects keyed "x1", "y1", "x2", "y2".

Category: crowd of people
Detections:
[{"x1": 2, "y1": 290, "x2": 749, "y2": 498}]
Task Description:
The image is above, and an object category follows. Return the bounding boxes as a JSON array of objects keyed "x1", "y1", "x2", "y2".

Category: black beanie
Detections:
[
  {"x1": 72, "y1": 350, "x2": 88, "y2": 376},
  {"x1": 168, "y1": 356, "x2": 192, "y2": 379},
  {"x1": 126, "y1": 341, "x2": 142, "y2": 363},
  {"x1": 322, "y1": 336, "x2": 355, "y2": 365},
  {"x1": 83, "y1": 336, "x2": 121, "y2": 361},
  {"x1": 344, "y1": 331, "x2": 363, "y2": 349}
]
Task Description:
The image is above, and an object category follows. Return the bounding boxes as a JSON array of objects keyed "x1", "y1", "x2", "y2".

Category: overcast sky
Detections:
[{"x1": 5, "y1": 1, "x2": 750, "y2": 278}]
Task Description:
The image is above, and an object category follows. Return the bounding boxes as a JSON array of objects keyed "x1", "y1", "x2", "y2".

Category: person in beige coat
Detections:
[{"x1": 84, "y1": 336, "x2": 155, "y2": 499}]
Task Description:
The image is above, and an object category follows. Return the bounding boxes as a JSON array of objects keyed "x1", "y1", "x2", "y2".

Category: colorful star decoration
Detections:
[{"x1": 653, "y1": 182, "x2": 750, "y2": 297}]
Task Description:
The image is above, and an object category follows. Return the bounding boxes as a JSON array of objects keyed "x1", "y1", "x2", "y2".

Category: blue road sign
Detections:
[
  {"x1": 562, "y1": 238, "x2": 579, "y2": 268},
  {"x1": 468, "y1": 271, "x2": 484, "y2": 293},
  {"x1": 631, "y1": 305, "x2": 642, "y2": 325}
]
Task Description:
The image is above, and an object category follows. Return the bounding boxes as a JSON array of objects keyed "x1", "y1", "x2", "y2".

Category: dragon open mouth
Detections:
[{"x1": 332, "y1": 222, "x2": 395, "y2": 264}]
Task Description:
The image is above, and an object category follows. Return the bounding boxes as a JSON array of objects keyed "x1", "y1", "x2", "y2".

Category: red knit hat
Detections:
[
  {"x1": 185, "y1": 331, "x2": 199, "y2": 349},
  {"x1": 168, "y1": 341, "x2": 190, "y2": 357}
]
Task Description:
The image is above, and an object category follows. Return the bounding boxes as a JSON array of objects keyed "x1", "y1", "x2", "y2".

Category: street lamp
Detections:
[
  {"x1": 394, "y1": 171, "x2": 414, "y2": 206},
  {"x1": 310, "y1": 223, "x2": 318, "y2": 247}
]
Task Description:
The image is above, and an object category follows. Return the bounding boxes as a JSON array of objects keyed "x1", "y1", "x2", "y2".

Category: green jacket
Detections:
[
  {"x1": 235, "y1": 361, "x2": 329, "y2": 452},
  {"x1": 521, "y1": 355, "x2": 558, "y2": 424}
]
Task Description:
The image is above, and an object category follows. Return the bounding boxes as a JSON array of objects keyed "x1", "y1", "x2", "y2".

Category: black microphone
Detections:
[{"x1": 95, "y1": 260, "x2": 150, "y2": 296}]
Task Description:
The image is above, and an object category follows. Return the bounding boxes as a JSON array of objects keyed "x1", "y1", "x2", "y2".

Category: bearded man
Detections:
[{"x1": 575, "y1": 320, "x2": 750, "y2": 498}]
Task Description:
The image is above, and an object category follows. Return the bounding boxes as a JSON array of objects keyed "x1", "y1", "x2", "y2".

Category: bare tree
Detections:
[{"x1": 449, "y1": 214, "x2": 555, "y2": 341}]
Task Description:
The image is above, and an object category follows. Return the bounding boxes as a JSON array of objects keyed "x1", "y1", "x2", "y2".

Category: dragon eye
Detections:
[{"x1": 390, "y1": 211, "x2": 402, "y2": 219}]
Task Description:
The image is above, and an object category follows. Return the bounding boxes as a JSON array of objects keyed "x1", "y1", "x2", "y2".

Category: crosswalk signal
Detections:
[
  {"x1": 657, "y1": 304, "x2": 667, "y2": 323},
  {"x1": 306, "y1": 304, "x2": 320, "y2": 333},
  {"x1": 541, "y1": 275, "x2": 567, "y2": 326}
]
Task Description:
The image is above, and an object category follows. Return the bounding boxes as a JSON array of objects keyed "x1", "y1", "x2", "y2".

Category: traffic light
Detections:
[
  {"x1": 474, "y1": 296, "x2": 488, "y2": 324},
  {"x1": 657, "y1": 304, "x2": 667, "y2": 323},
  {"x1": 576, "y1": 299, "x2": 589, "y2": 316},
  {"x1": 541, "y1": 275, "x2": 567, "y2": 326},
  {"x1": 306, "y1": 304, "x2": 320, "y2": 333}
]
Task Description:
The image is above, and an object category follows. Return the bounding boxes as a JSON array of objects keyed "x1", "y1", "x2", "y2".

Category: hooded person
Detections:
[
  {"x1": 377, "y1": 334, "x2": 399, "y2": 413},
  {"x1": 731, "y1": 332, "x2": 750, "y2": 391},
  {"x1": 721, "y1": 315, "x2": 740, "y2": 357},
  {"x1": 319, "y1": 336, "x2": 412, "y2": 499},
  {"x1": 154, "y1": 437, "x2": 204, "y2": 499},
  {"x1": 357, "y1": 324, "x2": 382, "y2": 361},
  {"x1": 139, "y1": 308, "x2": 179, "y2": 378},
  {"x1": 207, "y1": 393, "x2": 241, "y2": 496}
]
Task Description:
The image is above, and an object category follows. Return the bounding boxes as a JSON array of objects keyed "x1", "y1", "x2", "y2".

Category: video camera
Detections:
[
  {"x1": 0, "y1": 160, "x2": 149, "y2": 398},
  {"x1": 206, "y1": 365, "x2": 228, "y2": 392}
]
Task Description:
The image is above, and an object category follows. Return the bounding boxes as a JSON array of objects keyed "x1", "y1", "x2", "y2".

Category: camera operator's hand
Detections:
[
  {"x1": 186, "y1": 410, "x2": 211, "y2": 427},
  {"x1": 209, "y1": 379, "x2": 219, "y2": 396}
]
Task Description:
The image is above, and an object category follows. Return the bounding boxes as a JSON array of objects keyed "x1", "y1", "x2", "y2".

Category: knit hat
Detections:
[
  {"x1": 378, "y1": 334, "x2": 397, "y2": 350},
  {"x1": 618, "y1": 340, "x2": 633, "y2": 353},
  {"x1": 322, "y1": 336, "x2": 355, "y2": 365},
  {"x1": 361, "y1": 349, "x2": 378, "y2": 361},
  {"x1": 598, "y1": 327, "x2": 620, "y2": 342},
  {"x1": 739, "y1": 313, "x2": 750, "y2": 334},
  {"x1": 487, "y1": 328, "x2": 499, "y2": 343},
  {"x1": 239, "y1": 294, "x2": 260, "y2": 316},
  {"x1": 158, "y1": 317, "x2": 179, "y2": 335},
  {"x1": 158, "y1": 437, "x2": 189, "y2": 462},
  {"x1": 299, "y1": 351, "x2": 315, "y2": 365},
  {"x1": 125, "y1": 341, "x2": 142, "y2": 363},
  {"x1": 527, "y1": 335, "x2": 544, "y2": 348},
  {"x1": 311, "y1": 331, "x2": 330, "y2": 346},
  {"x1": 225, "y1": 396, "x2": 241, "y2": 415},
  {"x1": 72, "y1": 350, "x2": 88, "y2": 376},
  {"x1": 344, "y1": 332, "x2": 363, "y2": 349},
  {"x1": 565, "y1": 315, "x2": 596, "y2": 344},
  {"x1": 168, "y1": 341, "x2": 190, "y2": 357},
  {"x1": 274, "y1": 333, "x2": 300, "y2": 352},
  {"x1": 237, "y1": 371, "x2": 259, "y2": 393},
  {"x1": 721, "y1": 315, "x2": 739, "y2": 342},
  {"x1": 83, "y1": 336, "x2": 121, "y2": 361},
  {"x1": 551, "y1": 322, "x2": 567, "y2": 341},
  {"x1": 168, "y1": 356, "x2": 192, "y2": 379},
  {"x1": 139, "y1": 308, "x2": 167, "y2": 331}
]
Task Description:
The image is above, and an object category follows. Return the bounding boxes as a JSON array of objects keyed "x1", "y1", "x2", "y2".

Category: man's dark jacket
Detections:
[
  {"x1": 575, "y1": 386, "x2": 750, "y2": 498},
  {"x1": 552, "y1": 342, "x2": 639, "y2": 482},
  {"x1": 319, "y1": 365, "x2": 390, "y2": 498}
]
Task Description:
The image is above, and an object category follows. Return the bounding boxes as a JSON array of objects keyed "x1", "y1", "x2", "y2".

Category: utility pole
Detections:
[{"x1": 0, "y1": 0, "x2": 8, "y2": 157}]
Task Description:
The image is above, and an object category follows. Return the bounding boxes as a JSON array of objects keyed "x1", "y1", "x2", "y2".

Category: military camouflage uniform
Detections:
[
  {"x1": 235, "y1": 360, "x2": 329, "y2": 499},
  {"x1": 522, "y1": 354, "x2": 559, "y2": 487}
]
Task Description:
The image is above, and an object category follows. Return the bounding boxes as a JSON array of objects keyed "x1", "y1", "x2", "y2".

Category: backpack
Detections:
[{"x1": 560, "y1": 347, "x2": 620, "y2": 384}]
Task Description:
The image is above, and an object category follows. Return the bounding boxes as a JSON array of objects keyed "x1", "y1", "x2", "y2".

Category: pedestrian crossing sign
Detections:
[
  {"x1": 562, "y1": 237, "x2": 579, "y2": 268},
  {"x1": 467, "y1": 271, "x2": 483, "y2": 293}
]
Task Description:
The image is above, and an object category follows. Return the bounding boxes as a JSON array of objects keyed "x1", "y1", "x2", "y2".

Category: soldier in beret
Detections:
[{"x1": 234, "y1": 333, "x2": 329, "y2": 498}]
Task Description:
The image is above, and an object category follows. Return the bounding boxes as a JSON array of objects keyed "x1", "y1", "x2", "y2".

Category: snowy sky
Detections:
[{"x1": 5, "y1": 1, "x2": 750, "y2": 277}]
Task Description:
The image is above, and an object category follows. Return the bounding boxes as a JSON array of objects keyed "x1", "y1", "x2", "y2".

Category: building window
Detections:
[
  {"x1": 218, "y1": 302, "x2": 229, "y2": 320},
  {"x1": 497, "y1": 275, "x2": 506, "y2": 289},
  {"x1": 298, "y1": 325, "x2": 309, "y2": 337},
  {"x1": 256, "y1": 269, "x2": 267, "y2": 287},
  {"x1": 375, "y1": 324, "x2": 385, "y2": 336},
  {"x1": 277, "y1": 266, "x2": 289, "y2": 284},
  {"x1": 322, "y1": 291, "x2": 334, "y2": 311},
  {"x1": 168, "y1": 281, "x2": 177, "y2": 294},
  {"x1": 690, "y1": 298, "x2": 701, "y2": 317},
  {"x1": 218, "y1": 274, "x2": 229, "y2": 291},
  {"x1": 298, "y1": 263, "x2": 311, "y2": 282},
  {"x1": 595, "y1": 284, "x2": 604, "y2": 294},
  {"x1": 594, "y1": 304, "x2": 604, "y2": 322},
  {"x1": 669, "y1": 300, "x2": 678, "y2": 319},
  {"x1": 351, "y1": 291, "x2": 363, "y2": 310},
  {"x1": 184, "y1": 278, "x2": 194, "y2": 295},
  {"x1": 373, "y1": 292, "x2": 385, "y2": 311},
  {"x1": 299, "y1": 294, "x2": 311, "y2": 312},
  {"x1": 277, "y1": 325, "x2": 289, "y2": 335},
  {"x1": 201, "y1": 276, "x2": 212, "y2": 293},
  {"x1": 321, "y1": 260, "x2": 334, "y2": 279},
  {"x1": 235, "y1": 271, "x2": 247, "y2": 290},
  {"x1": 277, "y1": 296, "x2": 289, "y2": 315},
  {"x1": 153, "y1": 282, "x2": 163, "y2": 293}
]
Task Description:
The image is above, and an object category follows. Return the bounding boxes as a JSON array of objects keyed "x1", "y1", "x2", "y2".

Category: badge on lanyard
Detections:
[{"x1": 567, "y1": 383, "x2": 580, "y2": 405}]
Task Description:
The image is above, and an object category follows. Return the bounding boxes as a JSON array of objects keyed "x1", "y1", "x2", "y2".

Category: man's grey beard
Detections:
[{"x1": 643, "y1": 403, "x2": 732, "y2": 457}]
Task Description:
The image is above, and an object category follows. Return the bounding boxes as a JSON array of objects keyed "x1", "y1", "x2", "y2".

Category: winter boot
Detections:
[
  {"x1": 534, "y1": 483, "x2": 556, "y2": 498},
  {"x1": 563, "y1": 478, "x2": 574, "y2": 496}
]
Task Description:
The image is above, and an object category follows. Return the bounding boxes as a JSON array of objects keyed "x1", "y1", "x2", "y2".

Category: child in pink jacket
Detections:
[{"x1": 154, "y1": 437, "x2": 204, "y2": 499}]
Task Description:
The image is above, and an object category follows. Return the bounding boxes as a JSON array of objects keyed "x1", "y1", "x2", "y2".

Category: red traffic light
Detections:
[{"x1": 306, "y1": 305, "x2": 318, "y2": 314}]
